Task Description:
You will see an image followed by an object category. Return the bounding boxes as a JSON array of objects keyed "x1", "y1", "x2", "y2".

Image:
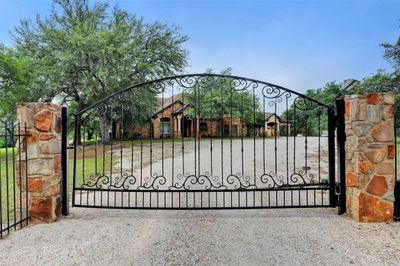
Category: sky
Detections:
[{"x1": 0, "y1": 0, "x2": 399, "y2": 93}]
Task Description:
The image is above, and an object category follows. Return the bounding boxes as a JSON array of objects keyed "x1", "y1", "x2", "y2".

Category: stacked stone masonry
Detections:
[
  {"x1": 17, "y1": 103, "x2": 62, "y2": 223},
  {"x1": 345, "y1": 93, "x2": 395, "y2": 222}
]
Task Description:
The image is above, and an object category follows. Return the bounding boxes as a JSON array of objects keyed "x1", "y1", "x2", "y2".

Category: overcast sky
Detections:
[{"x1": 0, "y1": 0, "x2": 399, "y2": 93}]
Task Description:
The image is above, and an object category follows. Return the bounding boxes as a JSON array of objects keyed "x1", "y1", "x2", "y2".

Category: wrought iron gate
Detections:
[
  {"x1": 70, "y1": 74, "x2": 339, "y2": 209},
  {"x1": 395, "y1": 98, "x2": 400, "y2": 220},
  {"x1": 0, "y1": 122, "x2": 30, "y2": 238}
]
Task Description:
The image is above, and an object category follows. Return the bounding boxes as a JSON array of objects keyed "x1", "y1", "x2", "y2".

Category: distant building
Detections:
[
  {"x1": 116, "y1": 96, "x2": 291, "y2": 139},
  {"x1": 150, "y1": 95, "x2": 248, "y2": 138},
  {"x1": 263, "y1": 112, "x2": 292, "y2": 137}
]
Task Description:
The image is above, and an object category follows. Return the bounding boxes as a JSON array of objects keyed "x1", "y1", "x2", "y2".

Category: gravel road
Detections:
[
  {"x1": 0, "y1": 207, "x2": 400, "y2": 265},
  {"x1": 1, "y1": 137, "x2": 400, "y2": 265}
]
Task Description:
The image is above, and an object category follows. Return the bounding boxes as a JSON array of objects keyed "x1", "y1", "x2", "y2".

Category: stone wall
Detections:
[
  {"x1": 345, "y1": 93, "x2": 395, "y2": 222},
  {"x1": 17, "y1": 103, "x2": 62, "y2": 223}
]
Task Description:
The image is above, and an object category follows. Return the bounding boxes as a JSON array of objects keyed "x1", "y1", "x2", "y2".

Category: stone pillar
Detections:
[
  {"x1": 344, "y1": 93, "x2": 395, "y2": 222},
  {"x1": 17, "y1": 103, "x2": 62, "y2": 223}
]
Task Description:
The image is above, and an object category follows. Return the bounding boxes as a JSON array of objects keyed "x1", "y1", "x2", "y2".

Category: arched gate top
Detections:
[{"x1": 76, "y1": 73, "x2": 334, "y2": 116}]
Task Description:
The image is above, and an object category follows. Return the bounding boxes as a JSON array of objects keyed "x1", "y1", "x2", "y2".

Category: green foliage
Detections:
[
  {"x1": 11, "y1": 0, "x2": 188, "y2": 112},
  {"x1": 10, "y1": 0, "x2": 188, "y2": 142},
  {"x1": 382, "y1": 24, "x2": 400, "y2": 79},
  {"x1": 282, "y1": 82, "x2": 341, "y2": 136},
  {"x1": 352, "y1": 70, "x2": 398, "y2": 93},
  {"x1": 183, "y1": 69, "x2": 264, "y2": 126},
  {"x1": 352, "y1": 70, "x2": 400, "y2": 121},
  {"x1": 0, "y1": 45, "x2": 37, "y2": 121}
]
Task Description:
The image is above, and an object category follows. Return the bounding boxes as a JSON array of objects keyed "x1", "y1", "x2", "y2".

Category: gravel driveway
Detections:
[
  {"x1": 1, "y1": 137, "x2": 400, "y2": 265},
  {"x1": 0, "y1": 208, "x2": 400, "y2": 265}
]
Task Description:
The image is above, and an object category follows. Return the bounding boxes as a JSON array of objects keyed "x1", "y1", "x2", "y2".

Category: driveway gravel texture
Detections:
[
  {"x1": 1, "y1": 208, "x2": 400, "y2": 265},
  {"x1": 1, "y1": 137, "x2": 400, "y2": 266}
]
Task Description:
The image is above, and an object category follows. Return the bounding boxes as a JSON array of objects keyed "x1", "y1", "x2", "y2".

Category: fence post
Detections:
[
  {"x1": 61, "y1": 107, "x2": 69, "y2": 216},
  {"x1": 328, "y1": 108, "x2": 338, "y2": 207},
  {"x1": 16, "y1": 103, "x2": 62, "y2": 223},
  {"x1": 336, "y1": 97, "x2": 347, "y2": 215},
  {"x1": 395, "y1": 108, "x2": 399, "y2": 221},
  {"x1": 344, "y1": 93, "x2": 395, "y2": 222}
]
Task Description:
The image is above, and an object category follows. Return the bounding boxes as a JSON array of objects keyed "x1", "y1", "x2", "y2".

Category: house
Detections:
[
  {"x1": 150, "y1": 95, "x2": 248, "y2": 138},
  {"x1": 120, "y1": 97, "x2": 291, "y2": 139},
  {"x1": 263, "y1": 112, "x2": 292, "y2": 137}
]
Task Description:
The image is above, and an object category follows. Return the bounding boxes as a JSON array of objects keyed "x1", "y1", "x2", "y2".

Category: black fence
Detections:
[
  {"x1": 70, "y1": 74, "x2": 339, "y2": 210},
  {"x1": 0, "y1": 122, "x2": 29, "y2": 238},
  {"x1": 395, "y1": 102, "x2": 400, "y2": 221}
]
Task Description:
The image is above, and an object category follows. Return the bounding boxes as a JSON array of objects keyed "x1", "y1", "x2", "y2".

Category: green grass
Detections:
[
  {"x1": 0, "y1": 146, "x2": 29, "y2": 225},
  {"x1": 68, "y1": 156, "x2": 111, "y2": 190},
  {"x1": 0, "y1": 159, "x2": 25, "y2": 226}
]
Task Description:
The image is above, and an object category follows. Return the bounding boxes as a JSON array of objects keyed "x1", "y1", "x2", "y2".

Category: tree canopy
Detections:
[
  {"x1": 12, "y1": 0, "x2": 189, "y2": 115},
  {"x1": 0, "y1": 45, "x2": 38, "y2": 122},
  {"x1": 281, "y1": 82, "x2": 342, "y2": 136},
  {"x1": 183, "y1": 69, "x2": 264, "y2": 127},
  {"x1": 6, "y1": 0, "x2": 189, "y2": 143}
]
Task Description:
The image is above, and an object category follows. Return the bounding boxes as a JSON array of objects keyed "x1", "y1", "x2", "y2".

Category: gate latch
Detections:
[{"x1": 335, "y1": 183, "x2": 341, "y2": 195}]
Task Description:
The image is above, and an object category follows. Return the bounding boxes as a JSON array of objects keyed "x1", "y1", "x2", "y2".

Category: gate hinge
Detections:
[{"x1": 335, "y1": 183, "x2": 341, "y2": 195}]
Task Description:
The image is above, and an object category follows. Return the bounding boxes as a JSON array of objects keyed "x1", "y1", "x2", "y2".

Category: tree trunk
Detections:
[
  {"x1": 87, "y1": 131, "x2": 94, "y2": 141},
  {"x1": 75, "y1": 124, "x2": 82, "y2": 146},
  {"x1": 99, "y1": 112, "x2": 111, "y2": 144}
]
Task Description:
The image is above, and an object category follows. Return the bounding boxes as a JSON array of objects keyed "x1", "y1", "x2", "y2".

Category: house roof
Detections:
[
  {"x1": 264, "y1": 112, "x2": 276, "y2": 120},
  {"x1": 264, "y1": 112, "x2": 292, "y2": 124},
  {"x1": 153, "y1": 94, "x2": 186, "y2": 117},
  {"x1": 172, "y1": 103, "x2": 189, "y2": 114}
]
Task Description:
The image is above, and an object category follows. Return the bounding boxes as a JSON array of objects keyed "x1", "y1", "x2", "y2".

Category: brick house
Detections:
[
  {"x1": 150, "y1": 95, "x2": 248, "y2": 138},
  {"x1": 123, "y1": 97, "x2": 292, "y2": 139}
]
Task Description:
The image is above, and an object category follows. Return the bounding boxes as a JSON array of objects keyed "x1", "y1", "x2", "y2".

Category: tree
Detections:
[
  {"x1": 0, "y1": 45, "x2": 37, "y2": 122},
  {"x1": 353, "y1": 69, "x2": 398, "y2": 93},
  {"x1": 183, "y1": 69, "x2": 264, "y2": 129},
  {"x1": 12, "y1": 0, "x2": 188, "y2": 143},
  {"x1": 353, "y1": 70, "x2": 400, "y2": 120},
  {"x1": 382, "y1": 23, "x2": 400, "y2": 83},
  {"x1": 281, "y1": 82, "x2": 342, "y2": 136}
]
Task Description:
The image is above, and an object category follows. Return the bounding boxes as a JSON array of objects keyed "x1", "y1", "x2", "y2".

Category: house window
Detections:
[
  {"x1": 232, "y1": 125, "x2": 238, "y2": 136},
  {"x1": 200, "y1": 122, "x2": 208, "y2": 132},
  {"x1": 224, "y1": 125, "x2": 229, "y2": 136},
  {"x1": 161, "y1": 122, "x2": 170, "y2": 135}
]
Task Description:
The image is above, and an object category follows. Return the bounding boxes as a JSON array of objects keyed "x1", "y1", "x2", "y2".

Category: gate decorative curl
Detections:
[{"x1": 71, "y1": 74, "x2": 338, "y2": 209}]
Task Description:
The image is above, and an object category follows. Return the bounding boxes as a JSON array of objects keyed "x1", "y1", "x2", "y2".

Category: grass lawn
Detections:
[
  {"x1": 68, "y1": 156, "x2": 111, "y2": 190},
  {"x1": 0, "y1": 159, "x2": 25, "y2": 226}
]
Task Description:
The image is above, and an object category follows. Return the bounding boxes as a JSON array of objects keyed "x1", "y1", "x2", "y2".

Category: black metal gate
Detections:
[
  {"x1": 70, "y1": 74, "x2": 341, "y2": 209},
  {"x1": 0, "y1": 122, "x2": 30, "y2": 238},
  {"x1": 394, "y1": 98, "x2": 400, "y2": 221}
]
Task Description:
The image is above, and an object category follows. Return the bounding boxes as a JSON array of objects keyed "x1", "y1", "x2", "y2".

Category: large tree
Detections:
[
  {"x1": 0, "y1": 45, "x2": 36, "y2": 122},
  {"x1": 281, "y1": 82, "x2": 342, "y2": 136},
  {"x1": 382, "y1": 24, "x2": 400, "y2": 84},
  {"x1": 183, "y1": 69, "x2": 264, "y2": 128},
  {"x1": 12, "y1": 0, "x2": 188, "y2": 143}
]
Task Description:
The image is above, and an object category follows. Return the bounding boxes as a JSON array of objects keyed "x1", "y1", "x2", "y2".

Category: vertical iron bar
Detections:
[
  {"x1": 24, "y1": 123, "x2": 28, "y2": 223},
  {"x1": 5, "y1": 123, "x2": 10, "y2": 233},
  {"x1": 336, "y1": 97, "x2": 346, "y2": 214},
  {"x1": 252, "y1": 88, "x2": 256, "y2": 186},
  {"x1": 328, "y1": 108, "x2": 338, "y2": 208},
  {"x1": 395, "y1": 102, "x2": 400, "y2": 221},
  {"x1": 72, "y1": 115, "x2": 80, "y2": 207},
  {"x1": 0, "y1": 147, "x2": 2, "y2": 236},
  {"x1": 11, "y1": 125, "x2": 17, "y2": 230},
  {"x1": 61, "y1": 107, "x2": 69, "y2": 215}
]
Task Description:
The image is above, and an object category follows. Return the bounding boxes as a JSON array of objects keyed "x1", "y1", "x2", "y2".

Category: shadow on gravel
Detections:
[{"x1": 68, "y1": 207, "x2": 339, "y2": 220}]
